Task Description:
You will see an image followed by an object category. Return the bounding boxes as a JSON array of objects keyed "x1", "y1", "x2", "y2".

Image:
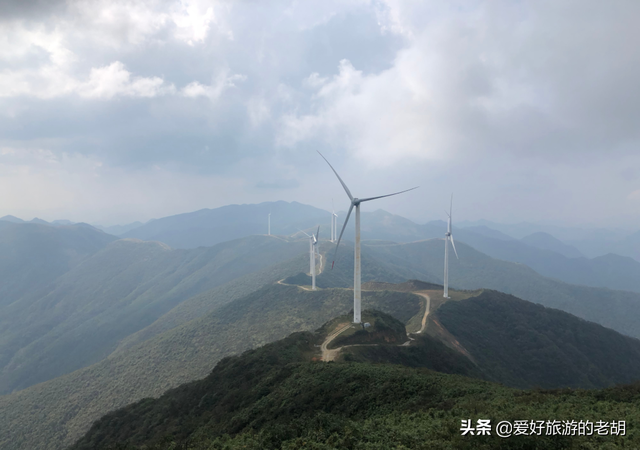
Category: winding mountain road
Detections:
[
  {"x1": 415, "y1": 293, "x2": 431, "y2": 334},
  {"x1": 321, "y1": 322, "x2": 352, "y2": 361}
]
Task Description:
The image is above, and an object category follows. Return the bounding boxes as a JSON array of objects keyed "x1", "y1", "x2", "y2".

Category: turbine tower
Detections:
[
  {"x1": 443, "y1": 194, "x2": 459, "y2": 298},
  {"x1": 300, "y1": 226, "x2": 320, "y2": 290},
  {"x1": 319, "y1": 151, "x2": 418, "y2": 323}
]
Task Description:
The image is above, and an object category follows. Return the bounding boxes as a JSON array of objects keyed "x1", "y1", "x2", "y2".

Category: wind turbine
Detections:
[
  {"x1": 318, "y1": 151, "x2": 418, "y2": 323},
  {"x1": 443, "y1": 194, "x2": 459, "y2": 298},
  {"x1": 331, "y1": 200, "x2": 338, "y2": 242},
  {"x1": 299, "y1": 226, "x2": 320, "y2": 290}
]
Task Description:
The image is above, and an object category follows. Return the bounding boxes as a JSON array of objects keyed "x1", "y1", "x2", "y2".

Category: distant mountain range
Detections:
[
  {"x1": 0, "y1": 233, "x2": 309, "y2": 395},
  {"x1": 4, "y1": 202, "x2": 640, "y2": 448},
  {"x1": 120, "y1": 201, "x2": 330, "y2": 248},
  {"x1": 4, "y1": 227, "x2": 640, "y2": 449}
]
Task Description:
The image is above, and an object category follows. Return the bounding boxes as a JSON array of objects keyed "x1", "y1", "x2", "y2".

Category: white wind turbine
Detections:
[
  {"x1": 319, "y1": 151, "x2": 418, "y2": 323},
  {"x1": 443, "y1": 194, "x2": 459, "y2": 298},
  {"x1": 299, "y1": 226, "x2": 320, "y2": 290}
]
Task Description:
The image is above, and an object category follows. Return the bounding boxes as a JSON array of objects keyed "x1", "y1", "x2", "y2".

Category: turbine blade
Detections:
[
  {"x1": 450, "y1": 235, "x2": 459, "y2": 259},
  {"x1": 297, "y1": 228, "x2": 311, "y2": 237},
  {"x1": 332, "y1": 203, "x2": 354, "y2": 269},
  {"x1": 316, "y1": 225, "x2": 320, "y2": 242},
  {"x1": 317, "y1": 151, "x2": 354, "y2": 201},
  {"x1": 358, "y1": 186, "x2": 419, "y2": 203}
]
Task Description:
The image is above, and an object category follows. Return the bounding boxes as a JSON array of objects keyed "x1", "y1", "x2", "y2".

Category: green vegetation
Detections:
[
  {"x1": 435, "y1": 290, "x2": 640, "y2": 389},
  {"x1": 340, "y1": 333, "x2": 485, "y2": 379},
  {"x1": 366, "y1": 239, "x2": 640, "y2": 340},
  {"x1": 0, "y1": 221, "x2": 115, "y2": 308},
  {"x1": 0, "y1": 235, "x2": 308, "y2": 394},
  {"x1": 7, "y1": 231, "x2": 640, "y2": 450},
  {"x1": 0, "y1": 284, "x2": 420, "y2": 450},
  {"x1": 70, "y1": 328, "x2": 640, "y2": 450},
  {"x1": 327, "y1": 309, "x2": 408, "y2": 349}
]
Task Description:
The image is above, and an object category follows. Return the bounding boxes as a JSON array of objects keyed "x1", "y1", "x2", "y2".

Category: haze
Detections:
[{"x1": 1, "y1": 0, "x2": 639, "y2": 228}]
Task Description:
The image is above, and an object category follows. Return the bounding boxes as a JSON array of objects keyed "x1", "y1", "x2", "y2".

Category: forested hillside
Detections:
[
  {"x1": 0, "y1": 235, "x2": 308, "y2": 394},
  {"x1": 0, "y1": 284, "x2": 422, "y2": 450},
  {"x1": 71, "y1": 327, "x2": 640, "y2": 450},
  {"x1": 0, "y1": 221, "x2": 116, "y2": 308}
]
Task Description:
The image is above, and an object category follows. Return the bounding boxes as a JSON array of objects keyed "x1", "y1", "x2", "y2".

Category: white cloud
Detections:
[
  {"x1": 0, "y1": 61, "x2": 174, "y2": 99},
  {"x1": 171, "y1": 1, "x2": 217, "y2": 45},
  {"x1": 79, "y1": 61, "x2": 174, "y2": 99},
  {"x1": 181, "y1": 69, "x2": 246, "y2": 100}
]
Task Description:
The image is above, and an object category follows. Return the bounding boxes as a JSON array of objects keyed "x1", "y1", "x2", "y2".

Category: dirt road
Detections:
[
  {"x1": 321, "y1": 322, "x2": 352, "y2": 361},
  {"x1": 415, "y1": 293, "x2": 431, "y2": 334}
]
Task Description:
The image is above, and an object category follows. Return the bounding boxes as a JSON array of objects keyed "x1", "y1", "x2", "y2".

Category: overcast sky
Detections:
[{"x1": 1, "y1": 0, "x2": 639, "y2": 227}]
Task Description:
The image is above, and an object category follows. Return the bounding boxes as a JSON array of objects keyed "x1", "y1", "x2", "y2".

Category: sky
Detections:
[{"x1": 1, "y1": 0, "x2": 640, "y2": 227}]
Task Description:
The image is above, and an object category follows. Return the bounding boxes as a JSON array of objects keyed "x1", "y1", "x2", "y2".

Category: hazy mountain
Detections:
[
  {"x1": 119, "y1": 202, "x2": 640, "y2": 293},
  {"x1": 95, "y1": 221, "x2": 145, "y2": 236},
  {"x1": 521, "y1": 231, "x2": 585, "y2": 258},
  {"x1": 457, "y1": 219, "x2": 631, "y2": 242},
  {"x1": 122, "y1": 201, "x2": 330, "y2": 249},
  {"x1": 446, "y1": 230, "x2": 640, "y2": 293},
  {"x1": 0, "y1": 215, "x2": 25, "y2": 223},
  {"x1": 50, "y1": 219, "x2": 75, "y2": 226},
  {"x1": 0, "y1": 235, "x2": 308, "y2": 394},
  {"x1": 0, "y1": 222, "x2": 117, "y2": 309},
  {"x1": 459, "y1": 224, "x2": 516, "y2": 241},
  {"x1": 365, "y1": 239, "x2": 640, "y2": 339}
]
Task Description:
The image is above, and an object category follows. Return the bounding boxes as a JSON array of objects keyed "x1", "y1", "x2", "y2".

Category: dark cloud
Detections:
[{"x1": 0, "y1": 0, "x2": 67, "y2": 22}]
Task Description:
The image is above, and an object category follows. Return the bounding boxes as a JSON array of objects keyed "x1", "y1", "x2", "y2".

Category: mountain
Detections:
[
  {"x1": 0, "y1": 221, "x2": 117, "y2": 309},
  {"x1": 0, "y1": 235, "x2": 308, "y2": 394},
  {"x1": 0, "y1": 215, "x2": 25, "y2": 223},
  {"x1": 364, "y1": 239, "x2": 640, "y2": 339},
  {"x1": 521, "y1": 231, "x2": 585, "y2": 258},
  {"x1": 433, "y1": 289, "x2": 640, "y2": 389},
  {"x1": 122, "y1": 201, "x2": 330, "y2": 249},
  {"x1": 70, "y1": 298, "x2": 640, "y2": 450},
  {"x1": 95, "y1": 221, "x2": 145, "y2": 236},
  {"x1": 5, "y1": 233, "x2": 640, "y2": 449},
  {"x1": 446, "y1": 229, "x2": 640, "y2": 294},
  {"x1": 0, "y1": 282, "x2": 423, "y2": 450},
  {"x1": 119, "y1": 202, "x2": 640, "y2": 294}
]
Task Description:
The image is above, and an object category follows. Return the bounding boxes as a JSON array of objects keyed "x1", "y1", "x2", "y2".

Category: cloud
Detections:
[
  {"x1": 181, "y1": 69, "x2": 246, "y2": 100},
  {"x1": 2, "y1": 0, "x2": 640, "y2": 227},
  {"x1": 79, "y1": 61, "x2": 174, "y2": 99}
]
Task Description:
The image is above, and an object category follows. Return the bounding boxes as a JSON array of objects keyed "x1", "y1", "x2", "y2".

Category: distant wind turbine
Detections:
[
  {"x1": 443, "y1": 194, "x2": 459, "y2": 298},
  {"x1": 318, "y1": 151, "x2": 418, "y2": 323},
  {"x1": 331, "y1": 199, "x2": 338, "y2": 242},
  {"x1": 299, "y1": 226, "x2": 320, "y2": 290}
]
